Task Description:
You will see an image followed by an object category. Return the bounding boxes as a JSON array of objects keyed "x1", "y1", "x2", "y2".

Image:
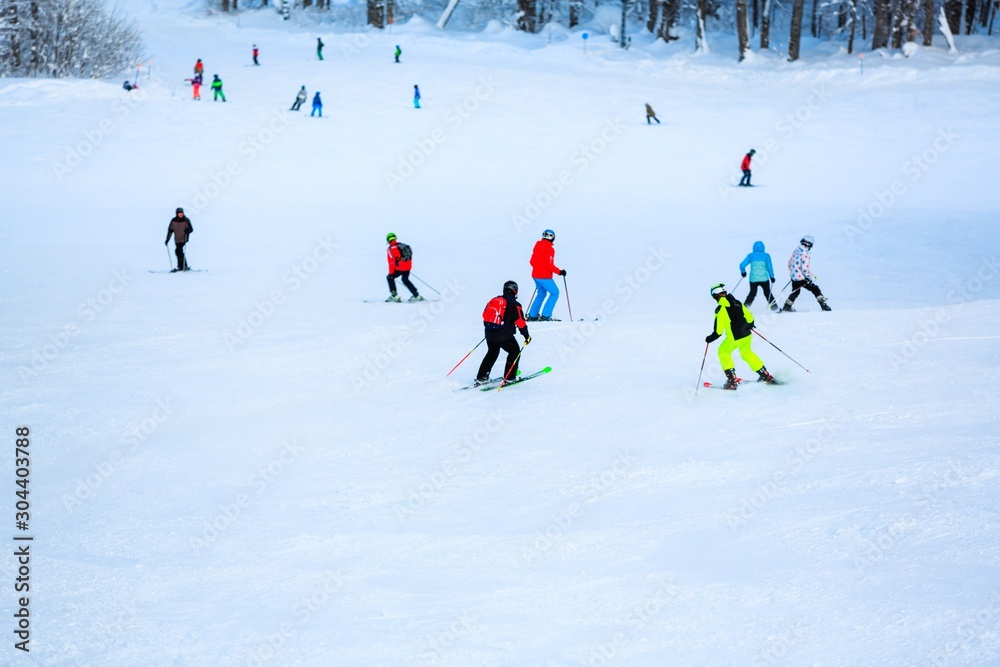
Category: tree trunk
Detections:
[
  {"x1": 760, "y1": 0, "x2": 772, "y2": 47},
  {"x1": 517, "y1": 0, "x2": 538, "y2": 32},
  {"x1": 848, "y1": 0, "x2": 858, "y2": 51},
  {"x1": 943, "y1": 0, "x2": 962, "y2": 30},
  {"x1": 873, "y1": 0, "x2": 892, "y2": 47},
  {"x1": 737, "y1": 0, "x2": 750, "y2": 59},
  {"x1": 569, "y1": 0, "x2": 581, "y2": 26},
  {"x1": 368, "y1": 0, "x2": 385, "y2": 27},
  {"x1": 695, "y1": 0, "x2": 709, "y2": 50},
  {"x1": 811, "y1": 0, "x2": 820, "y2": 35},
  {"x1": 647, "y1": 0, "x2": 660, "y2": 33},
  {"x1": 789, "y1": 0, "x2": 805, "y2": 59},
  {"x1": 753, "y1": 0, "x2": 759, "y2": 28}
]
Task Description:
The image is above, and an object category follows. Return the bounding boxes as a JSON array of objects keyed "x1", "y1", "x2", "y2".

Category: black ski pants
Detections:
[
  {"x1": 174, "y1": 241, "x2": 188, "y2": 270},
  {"x1": 291, "y1": 99, "x2": 304, "y2": 111},
  {"x1": 739, "y1": 169, "x2": 752, "y2": 186},
  {"x1": 787, "y1": 279, "x2": 823, "y2": 303},
  {"x1": 387, "y1": 270, "x2": 418, "y2": 297},
  {"x1": 745, "y1": 281, "x2": 776, "y2": 307},
  {"x1": 477, "y1": 337, "x2": 521, "y2": 382}
]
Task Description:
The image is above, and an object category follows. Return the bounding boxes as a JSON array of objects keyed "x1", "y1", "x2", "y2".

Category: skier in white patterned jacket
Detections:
[{"x1": 782, "y1": 235, "x2": 831, "y2": 312}]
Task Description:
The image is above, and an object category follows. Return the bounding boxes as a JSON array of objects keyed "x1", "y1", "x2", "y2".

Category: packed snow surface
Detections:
[{"x1": 2, "y1": 2, "x2": 999, "y2": 665}]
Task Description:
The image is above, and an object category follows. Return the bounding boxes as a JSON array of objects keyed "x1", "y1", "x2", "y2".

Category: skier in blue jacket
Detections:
[
  {"x1": 739, "y1": 241, "x2": 778, "y2": 311},
  {"x1": 311, "y1": 91, "x2": 323, "y2": 117}
]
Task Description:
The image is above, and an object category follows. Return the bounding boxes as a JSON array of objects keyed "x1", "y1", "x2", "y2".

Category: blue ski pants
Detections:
[{"x1": 528, "y1": 278, "x2": 559, "y2": 318}]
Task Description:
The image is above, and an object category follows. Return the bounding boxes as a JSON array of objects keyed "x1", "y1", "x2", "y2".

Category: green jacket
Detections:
[{"x1": 211, "y1": 78, "x2": 223, "y2": 90}]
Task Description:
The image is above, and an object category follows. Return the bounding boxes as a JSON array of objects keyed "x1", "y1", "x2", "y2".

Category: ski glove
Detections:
[
  {"x1": 520, "y1": 328, "x2": 530, "y2": 341},
  {"x1": 524, "y1": 336, "x2": 531, "y2": 345},
  {"x1": 705, "y1": 332, "x2": 720, "y2": 344},
  {"x1": 741, "y1": 272, "x2": 747, "y2": 278},
  {"x1": 770, "y1": 277, "x2": 776, "y2": 283},
  {"x1": 559, "y1": 269, "x2": 567, "y2": 276},
  {"x1": 164, "y1": 239, "x2": 169, "y2": 245}
]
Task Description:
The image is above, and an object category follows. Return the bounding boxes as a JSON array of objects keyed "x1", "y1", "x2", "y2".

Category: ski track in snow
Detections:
[{"x1": 2, "y1": 2, "x2": 1000, "y2": 665}]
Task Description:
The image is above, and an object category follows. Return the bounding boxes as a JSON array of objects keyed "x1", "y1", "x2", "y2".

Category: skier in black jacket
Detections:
[{"x1": 476, "y1": 281, "x2": 531, "y2": 386}]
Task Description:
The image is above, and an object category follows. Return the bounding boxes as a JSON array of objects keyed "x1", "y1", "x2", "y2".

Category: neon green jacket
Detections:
[{"x1": 707, "y1": 295, "x2": 754, "y2": 342}]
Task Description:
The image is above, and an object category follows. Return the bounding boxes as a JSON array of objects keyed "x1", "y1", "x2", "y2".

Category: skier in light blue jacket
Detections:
[{"x1": 739, "y1": 241, "x2": 778, "y2": 310}]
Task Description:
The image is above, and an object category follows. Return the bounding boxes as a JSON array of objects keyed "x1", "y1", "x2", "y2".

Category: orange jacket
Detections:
[
  {"x1": 529, "y1": 239, "x2": 560, "y2": 279},
  {"x1": 386, "y1": 240, "x2": 411, "y2": 274}
]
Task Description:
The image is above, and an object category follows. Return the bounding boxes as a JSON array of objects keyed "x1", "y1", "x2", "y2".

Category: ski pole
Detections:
[
  {"x1": 526, "y1": 287, "x2": 537, "y2": 317},
  {"x1": 779, "y1": 279, "x2": 791, "y2": 295},
  {"x1": 446, "y1": 337, "x2": 485, "y2": 377},
  {"x1": 694, "y1": 342, "x2": 709, "y2": 395},
  {"x1": 752, "y1": 329, "x2": 810, "y2": 373},
  {"x1": 497, "y1": 339, "x2": 528, "y2": 391},
  {"x1": 410, "y1": 273, "x2": 442, "y2": 297},
  {"x1": 562, "y1": 274, "x2": 573, "y2": 321},
  {"x1": 733, "y1": 276, "x2": 744, "y2": 293},
  {"x1": 166, "y1": 244, "x2": 173, "y2": 270}
]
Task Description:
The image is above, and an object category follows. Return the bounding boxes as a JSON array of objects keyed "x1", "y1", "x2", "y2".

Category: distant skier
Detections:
[
  {"x1": 385, "y1": 233, "x2": 422, "y2": 302},
  {"x1": 164, "y1": 208, "x2": 194, "y2": 273},
  {"x1": 739, "y1": 149, "x2": 756, "y2": 186},
  {"x1": 527, "y1": 229, "x2": 565, "y2": 322},
  {"x1": 290, "y1": 85, "x2": 307, "y2": 111},
  {"x1": 211, "y1": 74, "x2": 226, "y2": 102},
  {"x1": 413, "y1": 84, "x2": 421, "y2": 109},
  {"x1": 645, "y1": 103, "x2": 660, "y2": 124},
  {"x1": 252, "y1": 44, "x2": 260, "y2": 66},
  {"x1": 187, "y1": 73, "x2": 202, "y2": 100},
  {"x1": 476, "y1": 281, "x2": 531, "y2": 386},
  {"x1": 194, "y1": 59, "x2": 204, "y2": 77},
  {"x1": 317, "y1": 37, "x2": 324, "y2": 60},
  {"x1": 782, "y1": 235, "x2": 832, "y2": 312},
  {"x1": 739, "y1": 241, "x2": 778, "y2": 311},
  {"x1": 311, "y1": 91, "x2": 323, "y2": 117},
  {"x1": 123, "y1": 81, "x2": 137, "y2": 92},
  {"x1": 705, "y1": 283, "x2": 775, "y2": 389},
  {"x1": 395, "y1": 45, "x2": 402, "y2": 63}
]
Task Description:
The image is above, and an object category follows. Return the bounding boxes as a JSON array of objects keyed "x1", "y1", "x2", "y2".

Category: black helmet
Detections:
[
  {"x1": 503, "y1": 280, "x2": 518, "y2": 295},
  {"x1": 176, "y1": 207, "x2": 184, "y2": 214}
]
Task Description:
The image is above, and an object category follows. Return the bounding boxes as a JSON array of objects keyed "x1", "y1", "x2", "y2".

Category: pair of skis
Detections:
[
  {"x1": 458, "y1": 366, "x2": 552, "y2": 392},
  {"x1": 701, "y1": 377, "x2": 782, "y2": 390}
]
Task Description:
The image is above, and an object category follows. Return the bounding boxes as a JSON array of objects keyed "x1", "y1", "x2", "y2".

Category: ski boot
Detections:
[
  {"x1": 386, "y1": 293, "x2": 401, "y2": 303},
  {"x1": 769, "y1": 301, "x2": 780, "y2": 312},
  {"x1": 526, "y1": 316, "x2": 540, "y2": 322},
  {"x1": 756, "y1": 366, "x2": 776, "y2": 384},
  {"x1": 473, "y1": 376, "x2": 490, "y2": 387},
  {"x1": 818, "y1": 296, "x2": 832, "y2": 312},
  {"x1": 538, "y1": 316, "x2": 561, "y2": 322},
  {"x1": 408, "y1": 294, "x2": 425, "y2": 302},
  {"x1": 781, "y1": 299, "x2": 795, "y2": 313},
  {"x1": 723, "y1": 369, "x2": 739, "y2": 390}
]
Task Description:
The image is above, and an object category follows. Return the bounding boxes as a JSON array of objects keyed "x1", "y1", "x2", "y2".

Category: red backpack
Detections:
[{"x1": 482, "y1": 296, "x2": 506, "y2": 330}]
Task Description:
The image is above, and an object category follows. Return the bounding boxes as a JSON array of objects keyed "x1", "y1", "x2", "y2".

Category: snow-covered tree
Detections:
[{"x1": 0, "y1": 0, "x2": 143, "y2": 78}]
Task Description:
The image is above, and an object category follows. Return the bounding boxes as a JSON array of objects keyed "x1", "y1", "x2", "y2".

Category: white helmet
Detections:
[{"x1": 800, "y1": 235, "x2": 814, "y2": 248}]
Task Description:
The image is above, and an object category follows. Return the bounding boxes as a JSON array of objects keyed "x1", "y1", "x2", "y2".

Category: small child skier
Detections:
[
  {"x1": 311, "y1": 92, "x2": 323, "y2": 117},
  {"x1": 395, "y1": 45, "x2": 402, "y2": 63},
  {"x1": 705, "y1": 283, "x2": 775, "y2": 389},
  {"x1": 413, "y1": 85, "x2": 421, "y2": 109},
  {"x1": 738, "y1": 241, "x2": 778, "y2": 311},
  {"x1": 782, "y1": 235, "x2": 832, "y2": 312},
  {"x1": 252, "y1": 44, "x2": 260, "y2": 66}
]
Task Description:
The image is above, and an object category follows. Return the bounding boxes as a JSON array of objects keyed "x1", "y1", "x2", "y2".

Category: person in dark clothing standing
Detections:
[
  {"x1": 317, "y1": 37, "x2": 324, "y2": 60},
  {"x1": 739, "y1": 149, "x2": 756, "y2": 186},
  {"x1": 252, "y1": 44, "x2": 260, "y2": 66},
  {"x1": 165, "y1": 208, "x2": 193, "y2": 272},
  {"x1": 476, "y1": 281, "x2": 531, "y2": 386},
  {"x1": 645, "y1": 103, "x2": 660, "y2": 124}
]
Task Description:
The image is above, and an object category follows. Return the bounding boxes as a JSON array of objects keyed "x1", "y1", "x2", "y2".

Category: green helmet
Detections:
[
  {"x1": 386, "y1": 233, "x2": 397, "y2": 242},
  {"x1": 710, "y1": 283, "x2": 727, "y2": 298}
]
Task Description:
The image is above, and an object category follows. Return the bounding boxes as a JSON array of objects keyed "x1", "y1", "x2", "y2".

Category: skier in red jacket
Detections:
[
  {"x1": 739, "y1": 149, "x2": 756, "y2": 186},
  {"x1": 527, "y1": 229, "x2": 565, "y2": 321},
  {"x1": 476, "y1": 281, "x2": 531, "y2": 386},
  {"x1": 385, "y1": 233, "x2": 422, "y2": 302}
]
